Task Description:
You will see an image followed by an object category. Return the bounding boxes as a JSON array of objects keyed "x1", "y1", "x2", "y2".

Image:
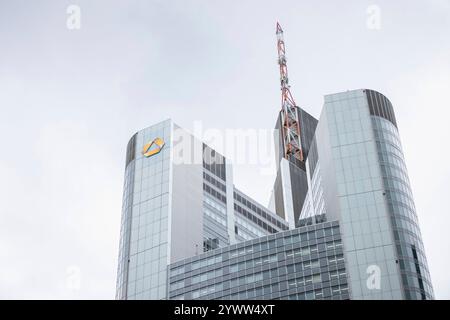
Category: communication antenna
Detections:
[{"x1": 276, "y1": 22, "x2": 304, "y2": 162}]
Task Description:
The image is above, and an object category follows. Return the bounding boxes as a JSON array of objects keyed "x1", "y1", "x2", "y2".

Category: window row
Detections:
[
  {"x1": 204, "y1": 183, "x2": 226, "y2": 204},
  {"x1": 286, "y1": 259, "x2": 320, "y2": 274},
  {"x1": 288, "y1": 273, "x2": 322, "y2": 287},
  {"x1": 203, "y1": 172, "x2": 226, "y2": 192},
  {"x1": 228, "y1": 282, "x2": 282, "y2": 300},
  {"x1": 234, "y1": 192, "x2": 288, "y2": 230},
  {"x1": 328, "y1": 254, "x2": 345, "y2": 264},
  {"x1": 190, "y1": 254, "x2": 223, "y2": 271},
  {"x1": 286, "y1": 245, "x2": 318, "y2": 258},
  {"x1": 191, "y1": 268, "x2": 224, "y2": 285},
  {"x1": 229, "y1": 254, "x2": 278, "y2": 273},
  {"x1": 204, "y1": 196, "x2": 227, "y2": 215},
  {"x1": 204, "y1": 208, "x2": 227, "y2": 227},
  {"x1": 235, "y1": 216, "x2": 267, "y2": 238},
  {"x1": 192, "y1": 282, "x2": 224, "y2": 299},
  {"x1": 234, "y1": 204, "x2": 278, "y2": 234}
]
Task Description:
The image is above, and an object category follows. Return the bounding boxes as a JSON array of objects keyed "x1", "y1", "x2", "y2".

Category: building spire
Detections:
[{"x1": 276, "y1": 22, "x2": 304, "y2": 162}]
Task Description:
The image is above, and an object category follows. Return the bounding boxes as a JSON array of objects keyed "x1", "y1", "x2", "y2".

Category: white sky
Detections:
[{"x1": 0, "y1": 0, "x2": 449, "y2": 299}]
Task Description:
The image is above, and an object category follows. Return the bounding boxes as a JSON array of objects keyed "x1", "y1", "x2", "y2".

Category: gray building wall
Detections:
[
  {"x1": 312, "y1": 106, "x2": 340, "y2": 223},
  {"x1": 168, "y1": 220, "x2": 348, "y2": 300},
  {"x1": 170, "y1": 125, "x2": 204, "y2": 262},
  {"x1": 312, "y1": 89, "x2": 433, "y2": 299}
]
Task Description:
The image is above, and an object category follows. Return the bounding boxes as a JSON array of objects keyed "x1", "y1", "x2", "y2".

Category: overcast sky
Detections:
[{"x1": 0, "y1": 0, "x2": 449, "y2": 299}]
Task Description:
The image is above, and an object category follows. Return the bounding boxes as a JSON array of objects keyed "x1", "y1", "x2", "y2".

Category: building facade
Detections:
[
  {"x1": 272, "y1": 107, "x2": 318, "y2": 229},
  {"x1": 116, "y1": 89, "x2": 434, "y2": 300},
  {"x1": 116, "y1": 121, "x2": 286, "y2": 300},
  {"x1": 299, "y1": 89, "x2": 433, "y2": 299},
  {"x1": 168, "y1": 218, "x2": 348, "y2": 300}
]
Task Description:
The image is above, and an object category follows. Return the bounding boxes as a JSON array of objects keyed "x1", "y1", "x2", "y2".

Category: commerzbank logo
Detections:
[{"x1": 142, "y1": 137, "x2": 165, "y2": 157}]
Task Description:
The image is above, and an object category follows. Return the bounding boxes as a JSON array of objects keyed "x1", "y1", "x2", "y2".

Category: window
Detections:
[
  {"x1": 296, "y1": 277, "x2": 305, "y2": 286},
  {"x1": 192, "y1": 275, "x2": 200, "y2": 284},
  {"x1": 330, "y1": 271, "x2": 339, "y2": 279},
  {"x1": 171, "y1": 280, "x2": 184, "y2": 290},
  {"x1": 305, "y1": 291, "x2": 314, "y2": 300},
  {"x1": 311, "y1": 260, "x2": 320, "y2": 268},
  {"x1": 314, "y1": 289, "x2": 323, "y2": 298},
  {"x1": 254, "y1": 272, "x2": 263, "y2": 282},
  {"x1": 302, "y1": 247, "x2": 311, "y2": 256},
  {"x1": 171, "y1": 266, "x2": 185, "y2": 276},
  {"x1": 287, "y1": 265, "x2": 295, "y2": 274},
  {"x1": 192, "y1": 261, "x2": 201, "y2": 270},
  {"x1": 312, "y1": 274, "x2": 321, "y2": 283},
  {"x1": 255, "y1": 287, "x2": 263, "y2": 297}
]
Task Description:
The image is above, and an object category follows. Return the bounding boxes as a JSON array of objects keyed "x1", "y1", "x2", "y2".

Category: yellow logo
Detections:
[{"x1": 142, "y1": 137, "x2": 165, "y2": 157}]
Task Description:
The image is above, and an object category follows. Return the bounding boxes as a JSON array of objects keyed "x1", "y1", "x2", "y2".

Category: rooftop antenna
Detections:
[{"x1": 276, "y1": 22, "x2": 304, "y2": 162}]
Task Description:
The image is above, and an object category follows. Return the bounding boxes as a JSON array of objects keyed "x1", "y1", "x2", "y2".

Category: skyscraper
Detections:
[
  {"x1": 116, "y1": 89, "x2": 434, "y2": 300},
  {"x1": 272, "y1": 106, "x2": 318, "y2": 229},
  {"x1": 296, "y1": 89, "x2": 433, "y2": 299},
  {"x1": 115, "y1": 121, "x2": 289, "y2": 300}
]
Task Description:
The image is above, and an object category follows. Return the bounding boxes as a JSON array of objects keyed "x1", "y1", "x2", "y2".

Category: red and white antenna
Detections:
[{"x1": 276, "y1": 22, "x2": 304, "y2": 162}]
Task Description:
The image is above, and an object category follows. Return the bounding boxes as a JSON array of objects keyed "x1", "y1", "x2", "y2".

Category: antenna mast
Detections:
[{"x1": 276, "y1": 22, "x2": 304, "y2": 162}]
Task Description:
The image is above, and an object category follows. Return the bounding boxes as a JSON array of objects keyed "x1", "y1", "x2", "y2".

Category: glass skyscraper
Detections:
[{"x1": 116, "y1": 89, "x2": 433, "y2": 300}]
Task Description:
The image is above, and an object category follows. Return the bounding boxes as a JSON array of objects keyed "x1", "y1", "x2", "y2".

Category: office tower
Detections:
[
  {"x1": 272, "y1": 107, "x2": 318, "y2": 229},
  {"x1": 297, "y1": 89, "x2": 434, "y2": 299},
  {"x1": 115, "y1": 121, "x2": 288, "y2": 300},
  {"x1": 271, "y1": 23, "x2": 319, "y2": 229},
  {"x1": 116, "y1": 90, "x2": 433, "y2": 300}
]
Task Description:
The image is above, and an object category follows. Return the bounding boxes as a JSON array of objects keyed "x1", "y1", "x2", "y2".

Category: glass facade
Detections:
[
  {"x1": 372, "y1": 116, "x2": 434, "y2": 299},
  {"x1": 317, "y1": 89, "x2": 434, "y2": 299},
  {"x1": 116, "y1": 120, "x2": 289, "y2": 300},
  {"x1": 321, "y1": 90, "x2": 404, "y2": 299},
  {"x1": 116, "y1": 88, "x2": 434, "y2": 301},
  {"x1": 116, "y1": 120, "x2": 172, "y2": 300},
  {"x1": 203, "y1": 186, "x2": 229, "y2": 250},
  {"x1": 168, "y1": 220, "x2": 349, "y2": 300},
  {"x1": 233, "y1": 188, "x2": 289, "y2": 242}
]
